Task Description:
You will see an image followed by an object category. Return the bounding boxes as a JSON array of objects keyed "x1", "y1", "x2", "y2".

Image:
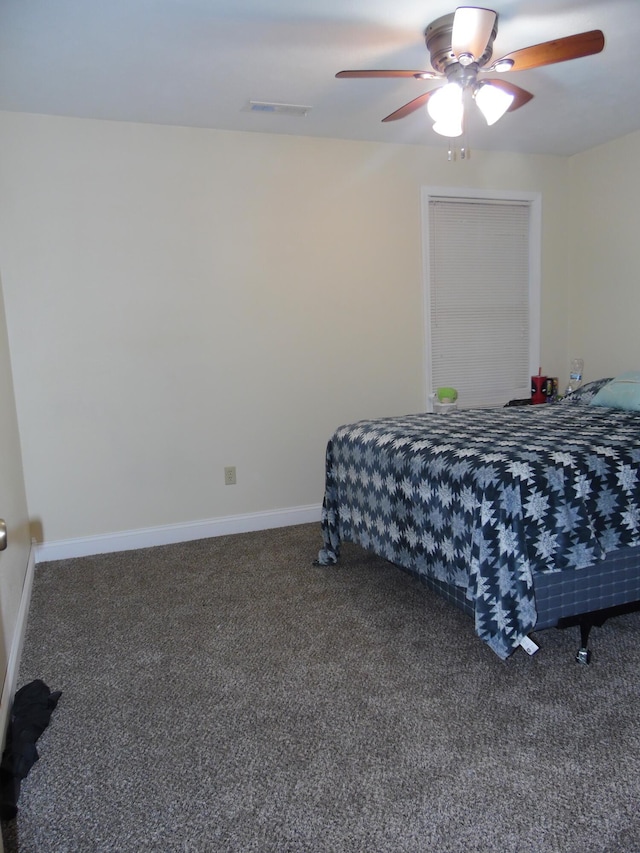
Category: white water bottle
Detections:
[{"x1": 565, "y1": 358, "x2": 584, "y2": 395}]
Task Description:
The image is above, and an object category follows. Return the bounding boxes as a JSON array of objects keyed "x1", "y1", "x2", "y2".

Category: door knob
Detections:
[{"x1": 0, "y1": 520, "x2": 7, "y2": 551}]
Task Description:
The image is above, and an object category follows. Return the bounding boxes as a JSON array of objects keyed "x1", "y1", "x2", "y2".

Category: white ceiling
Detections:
[{"x1": 1, "y1": 0, "x2": 638, "y2": 156}]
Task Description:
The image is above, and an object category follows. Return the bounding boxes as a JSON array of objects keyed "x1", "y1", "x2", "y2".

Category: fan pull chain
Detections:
[{"x1": 447, "y1": 141, "x2": 471, "y2": 161}]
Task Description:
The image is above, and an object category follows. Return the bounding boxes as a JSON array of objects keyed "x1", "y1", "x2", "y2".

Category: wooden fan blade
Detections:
[
  {"x1": 452, "y1": 6, "x2": 497, "y2": 61},
  {"x1": 336, "y1": 70, "x2": 437, "y2": 79},
  {"x1": 492, "y1": 30, "x2": 604, "y2": 72},
  {"x1": 482, "y1": 79, "x2": 534, "y2": 112},
  {"x1": 381, "y1": 90, "x2": 438, "y2": 122}
]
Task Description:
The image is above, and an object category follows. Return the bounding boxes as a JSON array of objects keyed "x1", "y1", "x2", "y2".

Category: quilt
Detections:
[{"x1": 317, "y1": 385, "x2": 640, "y2": 659}]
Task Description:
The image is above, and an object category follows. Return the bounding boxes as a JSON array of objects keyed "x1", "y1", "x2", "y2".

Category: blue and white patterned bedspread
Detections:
[{"x1": 317, "y1": 388, "x2": 640, "y2": 659}]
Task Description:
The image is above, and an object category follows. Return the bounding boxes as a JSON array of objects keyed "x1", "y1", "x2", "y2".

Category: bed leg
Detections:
[{"x1": 575, "y1": 620, "x2": 592, "y2": 665}]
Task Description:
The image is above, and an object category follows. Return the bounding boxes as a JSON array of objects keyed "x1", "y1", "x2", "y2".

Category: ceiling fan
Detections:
[{"x1": 336, "y1": 6, "x2": 605, "y2": 137}]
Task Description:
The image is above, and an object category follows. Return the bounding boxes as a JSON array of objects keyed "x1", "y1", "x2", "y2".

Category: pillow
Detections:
[
  {"x1": 558, "y1": 377, "x2": 613, "y2": 405},
  {"x1": 590, "y1": 372, "x2": 640, "y2": 411}
]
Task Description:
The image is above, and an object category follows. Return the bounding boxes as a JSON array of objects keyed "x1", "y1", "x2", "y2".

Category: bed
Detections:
[{"x1": 316, "y1": 377, "x2": 640, "y2": 661}]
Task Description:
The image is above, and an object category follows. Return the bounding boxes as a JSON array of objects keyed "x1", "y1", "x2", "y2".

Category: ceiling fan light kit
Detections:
[{"x1": 336, "y1": 5, "x2": 605, "y2": 155}]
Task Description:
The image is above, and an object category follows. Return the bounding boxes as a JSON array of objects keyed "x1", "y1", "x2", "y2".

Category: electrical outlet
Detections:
[{"x1": 224, "y1": 466, "x2": 236, "y2": 486}]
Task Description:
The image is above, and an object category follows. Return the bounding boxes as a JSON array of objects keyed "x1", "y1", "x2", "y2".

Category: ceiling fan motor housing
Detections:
[{"x1": 425, "y1": 12, "x2": 498, "y2": 73}]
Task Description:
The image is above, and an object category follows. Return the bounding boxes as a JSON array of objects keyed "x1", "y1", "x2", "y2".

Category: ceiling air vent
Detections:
[{"x1": 244, "y1": 101, "x2": 312, "y2": 117}]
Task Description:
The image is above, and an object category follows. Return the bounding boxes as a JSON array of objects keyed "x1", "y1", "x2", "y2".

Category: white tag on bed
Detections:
[{"x1": 519, "y1": 635, "x2": 539, "y2": 656}]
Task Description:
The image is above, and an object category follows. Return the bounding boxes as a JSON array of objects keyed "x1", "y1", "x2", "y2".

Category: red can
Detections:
[{"x1": 531, "y1": 375, "x2": 547, "y2": 404}]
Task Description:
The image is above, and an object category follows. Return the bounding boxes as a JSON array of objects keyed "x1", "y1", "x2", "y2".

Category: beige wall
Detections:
[
  {"x1": 567, "y1": 129, "x2": 640, "y2": 381},
  {"x1": 0, "y1": 275, "x2": 31, "y2": 711},
  {"x1": 0, "y1": 112, "x2": 569, "y2": 545}
]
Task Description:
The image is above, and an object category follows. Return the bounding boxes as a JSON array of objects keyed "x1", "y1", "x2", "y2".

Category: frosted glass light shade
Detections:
[
  {"x1": 452, "y1": 7, "x2": 497, "y2": 64},
  {"x1": 475, "y1": 83, "x2": 514, "y2": 126},
  {"x1": 432, "y1": 118, "x2": 463, "y2": 137},
  {"x1": 428, "y1": 84, "x2": 463, "y2": 136}
]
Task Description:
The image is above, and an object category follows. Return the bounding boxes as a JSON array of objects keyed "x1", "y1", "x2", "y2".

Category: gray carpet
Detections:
[{"x1": 2, "y1": 522, "x2": 640, "y2": 852}]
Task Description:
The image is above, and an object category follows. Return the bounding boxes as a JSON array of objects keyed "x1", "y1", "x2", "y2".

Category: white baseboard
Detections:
[
  {"x1": 0, "y1": 543, "x2": 36, "y2": 741},
  {"x1": 35, "y1": 503, "x2": 323, "y2": 563}
]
